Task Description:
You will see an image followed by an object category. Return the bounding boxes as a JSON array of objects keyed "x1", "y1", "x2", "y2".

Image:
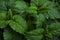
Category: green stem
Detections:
[{"x1": 8, "y1": 9, "x2": 13, "y2": 20}]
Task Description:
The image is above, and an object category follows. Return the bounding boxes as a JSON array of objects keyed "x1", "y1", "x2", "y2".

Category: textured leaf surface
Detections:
[
  {"x1": 48, "y1": 9, "x2": 60, "y2": 19},
  {"x1": 25, "y1": 28, "x2": 44, "y2": 40},
  {"x1": 0, "y1": 12, "x2": 6, "y2": 20},
  {"x1": 0, "y1": 12, "x2": 7, "y2": 28},
  {"x1": 36, "y1": 14, "x2": 45, "y2": 28},
  {"x1": 31, "y1": 0, "x2": 47, "y2": 6},
  {"x1": 13, "y1": 1, "x2": 28, "y2": 13},
  {"x1": 27, "y1": 6, "x2": 37, "y2": 15},
  {"x1": 9, "y1": 15, "x2": 27, "y2": 34},
  {"x1": 0, "y1": 21, "x2": 7, "y2": 28},
  {"x1": 47, "y1": 22, "x2": 60, "y2": 35},
  {"x1": 0, "y1": 0, "x2": 7, "y2": 12},
  {"x1": 3, "y1": 28, "x2": 24, "y2": 40}
]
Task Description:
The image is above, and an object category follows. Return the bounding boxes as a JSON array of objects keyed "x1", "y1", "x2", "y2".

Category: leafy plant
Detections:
[{"x1": 0, "y1": 0, "x2": 60, "y2": 40}]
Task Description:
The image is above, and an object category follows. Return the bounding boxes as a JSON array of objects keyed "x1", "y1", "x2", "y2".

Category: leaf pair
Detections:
[{"x1": 0, "y1": 9, "x2": 27, "y2": 34}]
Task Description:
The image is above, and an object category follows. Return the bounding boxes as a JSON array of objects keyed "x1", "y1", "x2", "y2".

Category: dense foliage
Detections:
[{"x1": 0, "y1": 0, "x2": 60, "y2": 40}]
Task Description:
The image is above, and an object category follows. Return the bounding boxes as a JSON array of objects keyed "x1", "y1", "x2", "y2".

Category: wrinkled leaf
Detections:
[
  {"x1": 27, "y1": 6, "x2": 37, "y2": 15},
  {"x1": 13, "y1": 1, "x2": 28, "y2": 13},
  {"x1": 25, "y1": 28, "x2": 44, "y2": 40},
  {"x1": 36, "y1": 14, "x2": 45, "y2": 28},
  {"x1": 47, "y1": 22, "x2": 60, "y2": 35},
  {"x1": 0, "y1": 21, "x2": 7, "y2": 28},
  {"x1": 0, "y1": 12, "x2": 6, "y2": 20},
  {"x1": 9, "y1": 15, "x2": 27, "y2": 34},
  {"x1": 3, "y1": 28, "x2": 24, "y2": 40}
]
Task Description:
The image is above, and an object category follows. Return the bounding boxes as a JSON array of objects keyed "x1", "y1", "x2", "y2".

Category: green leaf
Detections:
[
  {"x1": 36, "y1": 14, "x2": 45, "y2": 28},
  {"x1": 0, "y1": 21, "x2": 7, "y2": 28},
  {"x1": 48, "y1": 9, "x2": 60, "y2": 19},
  {"x1": 9, "y1": 15, "x2": 27, "y2": 34},
  {"x1": 3, "y1": 28, "x2": 24, "y2": 40},
  {"x1": 6, "y1": 0, "x2": 15, "y2": 8},
  {"x1": 0, "y1": 0, "x2": 7, "y2": 12},
  {"x1": 25, "y1": 28, "x2": 44, "y2": 40},
  {"x1": 0, "y1": 13, "x2": 7, "y2": 28},
  {"x1": 47, "y1": 22, "x2": 60, "y2": 35},
  {"x1": 31, "y1": 0, "x2": 47, "y2": 6},
  {"x1": 13, "y1": 1, "x2": 28, "y2": 13},
  {"x1": 27, "y1": 6, "x2": 37, "y2": 15},
  {"x1": 46, "y1": 36, "x2": 59, "y2": 40},
  {"x1": 45, "y1": 32, "x2": 53, "y2": 38},
  {"x1": 0, "y1": 12, "x2": 6, "y2": 20},
  {"x1": 13, "y1": 15, "x2": 27, "y2": 28},
  {"x1": 43, "y1": 13, "x2": 49, "y2": 19}
]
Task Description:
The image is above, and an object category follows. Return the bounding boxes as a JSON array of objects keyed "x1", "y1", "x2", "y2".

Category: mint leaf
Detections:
[
  {"x1": 25, "y1": 28, "x2": 44, "y2": 40},
  {"x1": 0, "y1": 21, "x2": 7, "y2": 28},
  {"x1": 36, "y1": 14, "x2": 45, "y2": 28},
  {"x1": 0, "y1": 12, "x2": 7, "y2": 28},
  {"x1": 9, "y1": 15, "x2": 27, "y2": 34},
  {"x1": 13, "y1": 1, "x2": 28, "y2": 13},
  {"x1": 3, "y1": 28, "x2": 24, "y2": 40},
  {"x1": 0, "y1": 12, "x2": 6, "y2": 20},
  {"x1": 47, "y1": 22, "x2": 60, "y2": 35}
]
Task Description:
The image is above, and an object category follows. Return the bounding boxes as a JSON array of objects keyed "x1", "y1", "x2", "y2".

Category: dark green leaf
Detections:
[
  {"x1": 3, "y1": 28, "x2": 24, "y2": 40},
  {"x1": 13, "y1": 1, "x2": 28, "y2": 13},
  {"x1": 47, "y1": 22, "x2": 60, "y2": 35},
  {"x1": 36, "y1": 14, "x2": 45, "y2": 28},
  {"x1": 0, "y1": 21, "x2": 7, "y2": 28},
  {"x1": 25, "y1": 28, "x2": 44, "y2": 40},
  {"x1": 0, "y1": 0, "x2": 7, "y2": 12}
]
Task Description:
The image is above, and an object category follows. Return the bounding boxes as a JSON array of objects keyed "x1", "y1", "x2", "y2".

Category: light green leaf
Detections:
[
  {"x1": 9, "y1": 15, "x2": 27, "y2": 34},
  {"x1": 13, "y1": 15, "x2": 27, "y2": 28},
  {"x1": 27, "y1": 6, "x2": 37, "y2": 15},
  {"x1": 0, "y1": 12, "x2": 6, "y2": 20},
  {"x1": 0, "y1": 12, "x2": 8, "y2": 28}
]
